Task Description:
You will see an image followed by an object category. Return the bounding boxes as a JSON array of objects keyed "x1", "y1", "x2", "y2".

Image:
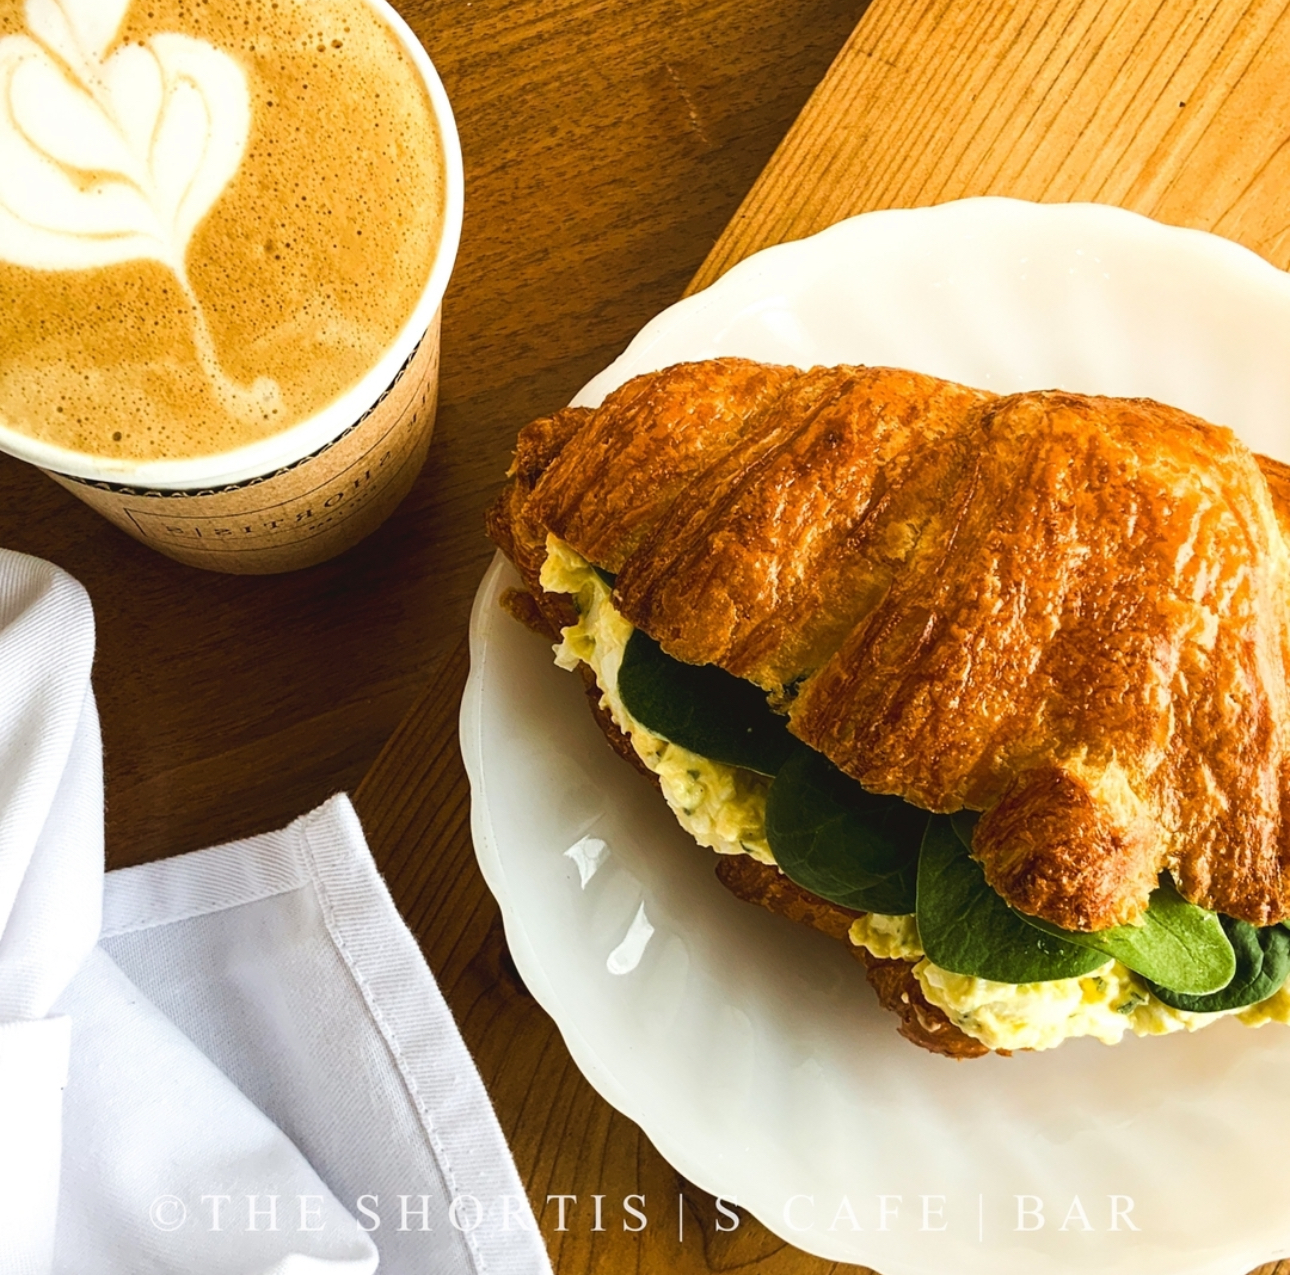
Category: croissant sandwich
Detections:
[{"x1": 486, "y1": 357, "x2": 1290, "y2": 1058}]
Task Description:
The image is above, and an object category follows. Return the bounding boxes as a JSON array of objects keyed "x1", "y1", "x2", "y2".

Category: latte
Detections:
[{"x1": 0, "y1": 0, "x2": 446, "y2": 465}]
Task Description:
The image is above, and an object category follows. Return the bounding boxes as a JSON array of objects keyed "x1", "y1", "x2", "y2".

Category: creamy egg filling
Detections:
[
  {"x1": 542, "y1": 536, "x2": 775, "y2": 864},
  {"x1": 539, "y1": 535, "x2": 1290, "y2": 1052}
]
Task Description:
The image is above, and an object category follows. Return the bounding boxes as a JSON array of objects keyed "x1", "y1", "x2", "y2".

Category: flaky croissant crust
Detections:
[{"x1": 489, "y1": 358, "x2": 1290, "y2": 932}]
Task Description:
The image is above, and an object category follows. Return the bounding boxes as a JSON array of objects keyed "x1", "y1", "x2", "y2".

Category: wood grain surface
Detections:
[
  {"x1": 352, "y1": 1, "x2": 1290, "y2": 1273},
  {"x1": 691, "y1": 0, "x2": 1290, "y2": 293}
]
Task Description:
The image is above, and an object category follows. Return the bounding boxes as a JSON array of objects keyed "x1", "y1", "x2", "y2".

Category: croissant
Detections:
[
  {"x1": 486, "y1": 358, "x2": 1290, "y2": 1058},
  {"x1": 493, "y1": 356, "x2": 1290, "y2": 929}
]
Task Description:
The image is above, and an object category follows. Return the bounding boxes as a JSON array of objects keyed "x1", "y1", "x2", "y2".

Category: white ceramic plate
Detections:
[{"x1": 461, "y1": 199, "x2": 1290, "y2": 1275}]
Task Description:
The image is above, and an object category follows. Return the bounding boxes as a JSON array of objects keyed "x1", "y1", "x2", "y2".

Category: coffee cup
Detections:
[{"x1": 0, "y1": 0, "x2": 463, "y2": 573}]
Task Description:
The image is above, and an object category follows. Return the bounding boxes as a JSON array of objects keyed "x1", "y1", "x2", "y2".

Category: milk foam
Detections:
[
  {"x1": 0, "y1": 0, "x2": 444, "y2": 462},
  {"x1": 0, "y1": 0, "x2": 282, "y2": 423},
  {"x1": 0, "y1": 0, "x2": 249, "y2": 272}
]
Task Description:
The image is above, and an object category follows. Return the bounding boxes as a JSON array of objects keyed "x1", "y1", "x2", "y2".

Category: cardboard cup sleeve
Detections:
[{"x1": 47, "y1": 313, "x2": 442, "y2": 576}]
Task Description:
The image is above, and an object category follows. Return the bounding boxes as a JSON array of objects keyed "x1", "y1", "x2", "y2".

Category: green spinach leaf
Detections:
[
  {"x1": 1017, "y1": 877, "x2": 1235, "y2": 995},
  {"x1": 765, "y1": 745, "x2": 924, "y2": 914},
  {"x1": 592, "y1": 565, "x2": 617, "y2": 588},
  {"x1": 916, "y1": 814, "x2": 1107, "y2": 982},
  {"x1": 617, "y1": 629, "x2": 795, "y2": 776},
  {"x1": 1146, "y1": 916, "x2": 1289, "y2": 1011}
]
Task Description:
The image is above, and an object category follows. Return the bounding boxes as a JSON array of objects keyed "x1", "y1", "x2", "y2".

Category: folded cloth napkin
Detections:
[
  {"x1": 0, "y1": 553, "x2": 101, "y2": 1274},
  {"x1": 0, "y1": 549, "x2": 550, "y2": 1275}
]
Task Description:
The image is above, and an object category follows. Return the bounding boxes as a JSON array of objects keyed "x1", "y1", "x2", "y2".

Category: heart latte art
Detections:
[{"x1": 0, "y1": 0, "x2": 445, "y2": 463}]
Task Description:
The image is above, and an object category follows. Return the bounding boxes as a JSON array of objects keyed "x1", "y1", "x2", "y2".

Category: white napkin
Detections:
[
  {"x1": 0, "y1": 549, "x2": 550, "y2": 1275},
  {"x1": 0, "y1": 553, "x2": 100, "y2": 1274}
]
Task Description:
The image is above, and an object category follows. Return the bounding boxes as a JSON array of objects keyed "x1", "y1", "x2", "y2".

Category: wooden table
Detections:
[{"x1": 6, "y1": 0, "x2": 1290, "y2": 1271}]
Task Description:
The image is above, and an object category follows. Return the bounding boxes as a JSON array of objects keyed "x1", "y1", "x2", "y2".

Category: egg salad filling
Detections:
[
  {"x1": 539, "y1": 535, "x2": 1290, "y2": 1052},
  {"x1": 542, "y1": 535, "x2": 775, "y2": 865}
]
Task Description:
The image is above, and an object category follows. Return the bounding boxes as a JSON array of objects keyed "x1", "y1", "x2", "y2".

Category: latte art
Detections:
[
  {"x1": 0, "y1": 0, "x2": 248, "y2": 272},
  {"x1": 0, "y1": 0, "x2": 282, "y2": 423},
  {"x1": 0, "y1": 0, "x2": 445, "y2": 462}
]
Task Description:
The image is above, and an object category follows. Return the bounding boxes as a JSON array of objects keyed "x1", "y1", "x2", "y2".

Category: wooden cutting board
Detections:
[
  {"x1": 690, "y1": 0, "x2": 1290, "y2": 293},
  {"x1": 355, "y1": 2, "x2": 1290, "y2": 1271}
]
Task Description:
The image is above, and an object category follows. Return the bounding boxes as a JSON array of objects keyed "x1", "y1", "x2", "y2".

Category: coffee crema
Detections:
[{"x1": 0, "y1": 0, "x2": 445, "y2": 463}]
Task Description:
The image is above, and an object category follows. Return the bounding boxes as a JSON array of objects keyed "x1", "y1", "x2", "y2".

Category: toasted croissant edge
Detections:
[{"x1": 712, "y1": 853, "x2": 996, "y2": 1060}]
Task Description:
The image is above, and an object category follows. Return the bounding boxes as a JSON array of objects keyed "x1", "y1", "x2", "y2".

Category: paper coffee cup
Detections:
[{"x1": 0, "y1": 0, "x2": 463, "y2": 574}]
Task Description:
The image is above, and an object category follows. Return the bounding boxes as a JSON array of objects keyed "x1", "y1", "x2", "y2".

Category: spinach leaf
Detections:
[
  {"x1": 1146, "y1": 916, "x2": 1290, "y2": 1012},
  {"x1": 617, "y1": 629, "x2": 795, "y2": 776},
  {"x1": 765, "y1": 745, "x2": 924, "y2": 914},
  {"x1": 916, "y1": 814, "x2": 1107, "y2": 982},
  {"x1": 592, "y1": 565, "x2": 617, "y2": 588},
  {"x1": 1017, "y1": 877, "x2": 1235, "y2": 995}
]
